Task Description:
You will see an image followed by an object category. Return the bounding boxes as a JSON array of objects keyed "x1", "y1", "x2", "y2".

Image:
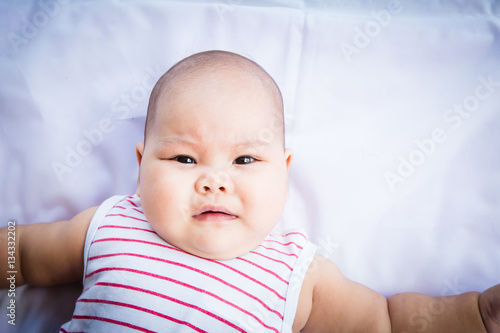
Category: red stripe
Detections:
[
  {"x1": 262, "y1": 239, "x2": 303, "y2": 249},
  {"x1": 98, "y1": 225, "x2": 156, "y2": 234},
  {"x1": 91, "y1": 238, "x2": 287, "y2": 300},
  {"x1": 72, "y1": 315, "x2": 156, "y2": 333},
  {"x1": 282, "y1": 231, "x2": 307, "y2": 239},
  {"x1": 105, "y1": 213, "x2": 148, "y2": 223},
  {"x1": 236, "y1": 257, "x2": 289, "y2": 284},
  {"x1": 86, "y1": 253, "x2": 284, "y2": 320},
  {"x1": 207, "y1": 259, "x2": 286, "y2": 300},
  {"x1": 77, "y1": 298, "x2": 207, "y2": 332},
  {"x1": 92, "y1": 237, "x2": 168, "y2": 248},
  {"x1": 99, "y1": 279, "x2": 279, "y2": 332},
  {"x1": 113, "y1": 205, "x2": 144, "y2": 215},
  {"x1": 88, "y1": 282, "x2": 255, "y2": 332},
  {"x1": 88, "y1": 253, "x2": 162, "y2": 261},
  {"x1": 249, "y1": 250, "x2": 293, "y2": 270},
  {"x1": 93, "y1": 284, "x2": 247, "y2": 331},
  {"x1": 258, "y1": 245, "x2": 299, "y2": 258},
  {"x1": 87, "y1": 271, "x2": 280, "y2": 332},
  {"x1": 117, "y1": 196, "x2": 134, "y2": 207},
  {"x1": 126, "y1": 198, "x2": 139, "y2": 207}
]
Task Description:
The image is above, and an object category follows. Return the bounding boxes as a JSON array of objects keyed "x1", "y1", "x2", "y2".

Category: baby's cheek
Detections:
[
  {"x1": 145, "y1": 169, "x2": 179, "y2": 197},
  {"x1": 256, "y1": 180, "x2": 286, "y2": 222}
]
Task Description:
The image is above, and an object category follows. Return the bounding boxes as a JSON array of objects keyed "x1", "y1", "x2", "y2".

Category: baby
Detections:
[{"x1": 1, "y1": 50, "x2": 499, "y2": 332}]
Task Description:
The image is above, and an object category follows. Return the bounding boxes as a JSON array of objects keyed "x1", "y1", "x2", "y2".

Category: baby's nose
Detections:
[{"x1": 195, "y1": 169, "x2": 233, "y2": 194}]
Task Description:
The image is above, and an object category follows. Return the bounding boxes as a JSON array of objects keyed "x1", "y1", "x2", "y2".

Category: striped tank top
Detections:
[{"x1": 60, "y1": 195, "x2": 316, "y2": 333}]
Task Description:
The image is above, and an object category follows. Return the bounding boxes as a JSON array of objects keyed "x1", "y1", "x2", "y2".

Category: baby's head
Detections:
[{"x1": 136, "y1": 50, "x2": 292, "y2": 260}]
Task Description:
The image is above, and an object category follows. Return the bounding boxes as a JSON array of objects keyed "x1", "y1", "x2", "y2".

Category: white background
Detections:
[{"x1": 1, "y1": 0, "x2": 499, "y2": 331}]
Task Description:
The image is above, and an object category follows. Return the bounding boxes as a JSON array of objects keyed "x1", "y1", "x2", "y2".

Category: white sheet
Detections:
[{"x1": 1, "y1": 0, "x2": 499, "y2": 331}]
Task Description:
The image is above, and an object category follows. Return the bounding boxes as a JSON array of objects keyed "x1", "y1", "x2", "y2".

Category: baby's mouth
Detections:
[{"x1": 192, "y1": 205, "x2": 238, "y2": 222}]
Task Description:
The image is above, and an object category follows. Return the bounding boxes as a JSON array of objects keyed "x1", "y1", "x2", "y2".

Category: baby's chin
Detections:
[
  {"x1": 158, "y1": 231, "x2": 263, "y2": 260},
  {"x1": 146, "y1": 215, "x2": 271, "y2": 260},
  {"x1": 190, "y1": 250, "x2": 243, "y2": 261},
  {"x1": 176, "y1": 241, "x2": 259, "y2": 261}
]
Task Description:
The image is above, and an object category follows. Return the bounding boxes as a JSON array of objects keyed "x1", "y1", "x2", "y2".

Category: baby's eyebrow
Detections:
[
  {"x1": 234, "y1": 139, "x2": 272, "y2": 149},
  {"x1": 155, "y1": 136, "x2": 272, "y2": 151},
  {"x1": 157, "y1": 136, "x2": 198, "y2": 146}
]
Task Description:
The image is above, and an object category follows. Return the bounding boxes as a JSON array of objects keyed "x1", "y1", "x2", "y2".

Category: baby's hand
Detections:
[{"x1": 479, "y1": 284, "x2": 500, "y2": 333}]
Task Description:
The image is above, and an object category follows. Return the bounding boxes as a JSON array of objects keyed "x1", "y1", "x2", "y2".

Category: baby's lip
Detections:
[{"x1": 192, "y1": 205, "x2": 238, "y2": 220}]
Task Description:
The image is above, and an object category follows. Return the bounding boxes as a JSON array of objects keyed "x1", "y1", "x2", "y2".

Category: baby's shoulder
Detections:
[{"x1": 293, "y1": 255, "x2": 344, "y2": 331}]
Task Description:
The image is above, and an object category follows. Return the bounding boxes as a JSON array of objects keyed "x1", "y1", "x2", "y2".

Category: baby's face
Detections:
[{"x1": 136, "y1": 69, "x2": 292, "y2": 259}]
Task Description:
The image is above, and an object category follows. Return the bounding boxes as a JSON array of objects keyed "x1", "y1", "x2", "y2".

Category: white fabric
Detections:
[
  {"x1": 61, "y1": 194, "x2": 315, "y2": 333},
  {"x1": 1, "y1": 0, "x2": 499, "y2": 331}
]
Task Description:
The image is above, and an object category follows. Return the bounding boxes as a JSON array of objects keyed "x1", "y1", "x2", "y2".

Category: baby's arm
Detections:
[
  {"x1": 389, "y1": 284, "x2": 500, "y2": 332},
  {"x1": 295, "y1": 255, "x2": 391, "y2": 332},
  {"x1": 0, "y1": 207, "x2": 96, "y2": 288},
  {"x1": 296, "y1": 255, "x2": 499, "y2": 332}
]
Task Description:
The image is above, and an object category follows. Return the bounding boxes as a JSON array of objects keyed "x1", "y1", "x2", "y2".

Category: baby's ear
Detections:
[
  {"x1": 135, "y1": 142, "x2": 145, "y2": 197},
  {"x1": 285, "y1": 148, "x2": 293, "y2": 173},
  {"x1": 284, "y1": 149, "x2": 293, "y2": 200}
]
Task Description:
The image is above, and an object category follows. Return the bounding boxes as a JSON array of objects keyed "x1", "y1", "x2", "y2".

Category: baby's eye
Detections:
[
  {"x1": 173, "y1": 155, "x2": 196, "y2": 164},
  {"x1": 234, "y1": 156, "x2": 256, "y2": 165}
]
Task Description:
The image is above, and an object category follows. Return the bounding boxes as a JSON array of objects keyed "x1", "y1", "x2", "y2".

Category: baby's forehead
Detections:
[
  {"x1": 158, "y1": 66, "x2": 279, "y2": 115},
  {"x1": 145, "y1": 51, "x2": 284, "y2": 145},
  {"x1": 162, "y1": 70, "x2": 277, "y2": 119}
]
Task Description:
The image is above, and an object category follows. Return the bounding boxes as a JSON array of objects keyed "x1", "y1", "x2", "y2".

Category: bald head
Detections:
[{"x1": 144, "y1": 50, "x2": 284, "y2": 145}]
